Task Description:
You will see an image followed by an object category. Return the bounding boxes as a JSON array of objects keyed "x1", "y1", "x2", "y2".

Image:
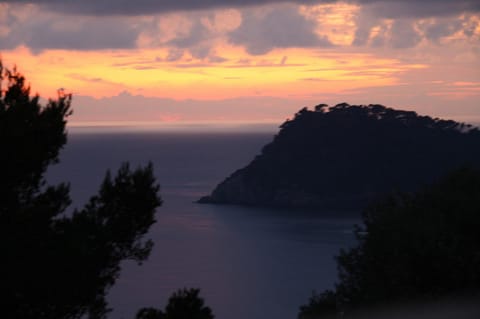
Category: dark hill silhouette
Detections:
[{"x1": 199, "y1": 103, "x2": 480, "y2": 209}]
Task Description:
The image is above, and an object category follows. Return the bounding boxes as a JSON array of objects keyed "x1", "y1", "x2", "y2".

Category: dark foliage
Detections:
[
  {"x1": 0, "y1": 62, "x2": 162, "y2": 319},
  {"x1": 298, "y1": 290, "x2": 337, "y2": 319},
  {"x1": 200, "y1": 103, "x2": 480, "y2": 209},
  {"x1": 298, "y1": 167, "x2": 480, "y2": 318},
  {"x1": 135, "y1": 288, "x2": 214, "y2": 319},
  {"x1": 136, "y1": 307, "x2": 165, "y2": 319}
]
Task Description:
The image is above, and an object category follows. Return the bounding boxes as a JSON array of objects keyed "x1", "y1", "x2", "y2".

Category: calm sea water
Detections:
[{"x1": 47, "y1": 128, "x2": 360, "y2": 319}]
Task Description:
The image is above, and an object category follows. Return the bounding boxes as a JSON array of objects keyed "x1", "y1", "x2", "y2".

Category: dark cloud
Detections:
[
  {"x1": 352, "y1": 14, "x2": 377, "y2": 46},
  {"x1": 165, "y1": 49, "x2": 185, "y2": 62},
  {"x1": 362, "y1": 1, "x2": 480, "y2": 19},
  {"x1": 161, "y1": 19, "x2": 224, "y2": 61},
  {"x1": 389, "y1": 20, "x2": 422, "y2": 48},
  {"x1": 167, "y1": 21, "x2": 210, "y2": 48},
  {"x1": 422, "y1": 20, "x2": 463, "y2": 43},
  {"x1": 229, "y1": 6, "x2": 332, "y2": 55},
  {"x1": 356, "y1": 19, "x2": 421, "y2": 49},
  {"x1": 189, "y1": 44, "x2": 212, "y2": 59},
  {"x1": 0, "y1": 12, "x2": 140, "y2": 51},
  {"x1": 171, "y1": 63, "x2": 209, "y2": 68},
  {"x1": 351, "y1": 4, "x2": 424, "y2": 48},
  {"x1": 370, "y1": 25, "x2": 388, "y2": 47},
  {"x1": 67, "y1": 74, "x2": 119, "y2": 85},
  {"x1": 208, "y1": 55, "x2": 228, "y2": 63},
  {"x1": 1, "y1": 1, "x2": 478, "y2": 53},
  {"x1": 351, "y1": 4, "x2": 477, "y2": 49},
  {"x1": 2, "y1": 0, "x2": 479, "y2": 17},
  {"x1": 4, "y1": 0, "x2": 319, "y2": 15},
  {"x1": 463, "y1": 19, "x2": 479, "y2": 37}
]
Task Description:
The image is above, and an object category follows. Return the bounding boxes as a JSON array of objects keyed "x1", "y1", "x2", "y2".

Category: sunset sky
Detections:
[{"x1": 1, "y1": 0, "x2": 479, "y2": 126}]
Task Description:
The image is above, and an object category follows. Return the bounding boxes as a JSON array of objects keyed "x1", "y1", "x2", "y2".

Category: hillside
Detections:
[{"x1": 198, "y1": 103, "x2": 480, "y2": 209}]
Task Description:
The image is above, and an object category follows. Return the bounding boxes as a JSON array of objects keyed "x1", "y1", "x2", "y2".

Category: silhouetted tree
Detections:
[
  {"x1": 0, "y1": 61, "x2": 162, "y2": 319},
  {"x1": 135, "y1": 288, "x2": 214, "y2": 319},
  {"x1": 298, "y1": 167, "x2": 480, "y2": 318},
  {"x1": 314, "y1": 104, "x2": 328, "y2": 112},
  {"x1": 298, "y1": 290, "x2": 337, "y2": 319},
  {"x1": 135, "y1": 308, "x2": 165, "y2": 319}
]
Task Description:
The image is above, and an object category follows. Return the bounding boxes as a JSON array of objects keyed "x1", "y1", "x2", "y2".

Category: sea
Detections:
[{"x1": 46, "y1": 126, "x2": 361, "y2": 319}]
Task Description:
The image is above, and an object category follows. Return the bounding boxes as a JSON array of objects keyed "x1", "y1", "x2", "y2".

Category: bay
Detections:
[{"x1": 47, "y1": 128, "x2": 360, "y2": 319}]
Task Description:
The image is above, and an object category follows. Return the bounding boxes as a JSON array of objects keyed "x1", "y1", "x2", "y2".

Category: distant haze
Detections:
[{"x1": 67, "y1": 120, "x2": 280, "y2": 134}]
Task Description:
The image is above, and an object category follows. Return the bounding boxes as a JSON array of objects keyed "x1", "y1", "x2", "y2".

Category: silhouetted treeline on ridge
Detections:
[{"x1": 199, "y1": 103, "x2": 480, "y2": 209}]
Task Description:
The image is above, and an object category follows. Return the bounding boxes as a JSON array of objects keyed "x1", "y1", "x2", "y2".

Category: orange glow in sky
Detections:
[
  {"x1": 1, "y1": 2, "x2": 479, "y2": 125},
  {"x1": 2, "y1": 46, "x2": 426, "y2": 100}
]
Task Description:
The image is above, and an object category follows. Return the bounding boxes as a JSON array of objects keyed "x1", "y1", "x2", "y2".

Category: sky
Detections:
[{"x1": 1, "y1": 0, "x2": 479, "y2": 127}]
